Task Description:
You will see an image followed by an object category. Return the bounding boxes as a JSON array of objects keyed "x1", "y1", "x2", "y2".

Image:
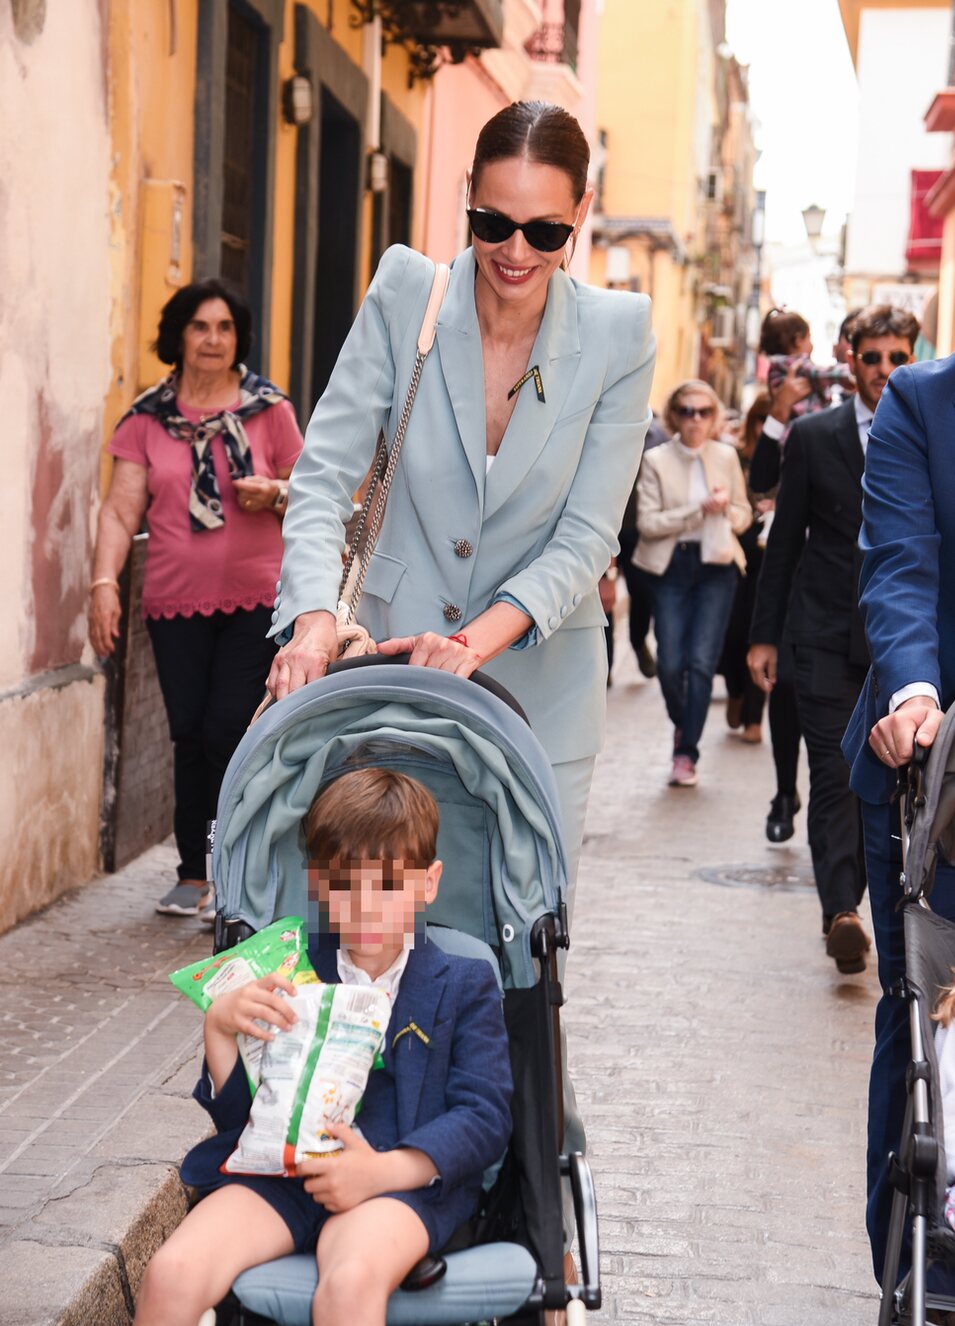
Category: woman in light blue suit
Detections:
[{"x1": 268, "y1": 102, "x2": 655, "y2": 894}]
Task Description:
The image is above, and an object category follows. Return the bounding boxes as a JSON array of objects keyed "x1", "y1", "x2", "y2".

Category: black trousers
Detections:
[
  {"x1": 792, "y1": 645, "x2": 868, "y2": 920},
  {"x1": 617, "y1": 529, "x2": 653, "y2": 653},
  {"x1": 768, "y1": 677, "x2": 801, "y2": 797},
  {"x1": 147, "y1": 606, "x2": 277, "y2": 880}
]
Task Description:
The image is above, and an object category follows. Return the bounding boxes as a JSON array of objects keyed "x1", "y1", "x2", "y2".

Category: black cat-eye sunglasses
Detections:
[{"x1": 466, "y1": 207, "x2": 577, "y2": 254}]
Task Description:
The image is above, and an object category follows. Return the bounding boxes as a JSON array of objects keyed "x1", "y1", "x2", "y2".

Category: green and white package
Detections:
[
  {"x1": 168, "y1": 916, "x2": 318, "y2": 1089},
  {"x1": 222, "y1": 983, "x2": 392, "y2": 1177}
]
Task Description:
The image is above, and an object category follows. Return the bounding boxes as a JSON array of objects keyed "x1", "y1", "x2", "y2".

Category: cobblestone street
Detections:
[{"x1": 0, "y1": 624, "x2": 881, "y2": 1324}]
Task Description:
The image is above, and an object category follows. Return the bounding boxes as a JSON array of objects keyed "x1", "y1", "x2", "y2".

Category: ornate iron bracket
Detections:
[{"x1": 350, "y1": 1, "x2": 486, "y2": 85}]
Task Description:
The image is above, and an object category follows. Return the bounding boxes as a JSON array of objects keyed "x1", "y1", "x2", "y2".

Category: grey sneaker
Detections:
[
  {"x1": 156, "y1": 883, "x2": 213, "y2": 916},
  {"x1": 198, "y1": 901, "x2": 217, "y2": 927}
]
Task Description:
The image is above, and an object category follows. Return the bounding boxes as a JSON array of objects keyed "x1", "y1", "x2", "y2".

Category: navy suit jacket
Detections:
[
  {"x1": 180, "y1": 935, "x2": 513, "y2": 1233},
  {"x1": 844, "y1": 355, "x2": 955, "y2": 804}
]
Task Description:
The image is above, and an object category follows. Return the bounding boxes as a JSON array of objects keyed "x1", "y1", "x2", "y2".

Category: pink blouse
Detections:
[{"x1": 109, "y1": 397, "x2": 303, "y2": 619}]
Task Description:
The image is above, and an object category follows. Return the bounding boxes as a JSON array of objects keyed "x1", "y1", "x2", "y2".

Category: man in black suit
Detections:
[{"x1": 747, "y1": 306, "x2": 919, "y2": 974}]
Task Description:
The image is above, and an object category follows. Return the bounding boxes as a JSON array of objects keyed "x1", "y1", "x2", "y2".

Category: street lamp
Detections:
[{"x1": 802, "y1": 203, "x2": 826, "y2": 242}]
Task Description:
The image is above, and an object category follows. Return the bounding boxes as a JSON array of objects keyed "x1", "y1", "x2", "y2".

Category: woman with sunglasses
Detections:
[
  {"x1": 634, "y1": 380, "x2": 751, "y2": 786},
  {"x1": 268, "y1": 100, "x2": 655, "y2": 893}
]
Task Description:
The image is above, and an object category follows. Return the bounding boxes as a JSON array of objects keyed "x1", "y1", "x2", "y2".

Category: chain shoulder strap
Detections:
[{"x1": 338, "y1": 260, "x2": 450, "y2": 625}]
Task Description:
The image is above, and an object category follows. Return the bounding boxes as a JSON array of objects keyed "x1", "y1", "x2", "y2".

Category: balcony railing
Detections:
[{"x1": 525, "y1": 20, "x2": 578, "y2": 72}]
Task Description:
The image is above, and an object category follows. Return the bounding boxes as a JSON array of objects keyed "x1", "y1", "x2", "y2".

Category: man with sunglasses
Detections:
[
  {"x1": 843, "y1": 338, "x2": 955, "y2": 1286},
  {"x1": 748, "y1": 305, "x2": 918, "y2": 978}
]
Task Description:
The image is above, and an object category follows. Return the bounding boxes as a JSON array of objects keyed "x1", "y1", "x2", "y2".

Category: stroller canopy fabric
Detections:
[{"x1": 212, "y1": 664, "x2": 569, "y2": 988}]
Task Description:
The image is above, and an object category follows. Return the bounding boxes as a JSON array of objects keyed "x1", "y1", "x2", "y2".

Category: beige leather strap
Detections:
[
  {"x1": 338, "y1": 258, "x2": 450, "y2": 624},
  {"x1": 418, "y1": 262, "x2": 449, "y2": 354}
]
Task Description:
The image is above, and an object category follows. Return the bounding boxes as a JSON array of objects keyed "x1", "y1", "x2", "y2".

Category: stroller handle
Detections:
[{"x1": 326, "y1": 652, "x2": 531, "y2": 723}]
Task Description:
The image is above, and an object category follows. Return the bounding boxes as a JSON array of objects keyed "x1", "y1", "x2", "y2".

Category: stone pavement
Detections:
[{"x1": 0, "y1": 631, "x2": 882, "y2": 1324}]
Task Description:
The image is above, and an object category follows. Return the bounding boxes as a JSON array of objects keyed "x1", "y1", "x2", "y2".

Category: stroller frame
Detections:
[{"x1": 880, "y1": 743, "x2": 955, "y2": 1326}]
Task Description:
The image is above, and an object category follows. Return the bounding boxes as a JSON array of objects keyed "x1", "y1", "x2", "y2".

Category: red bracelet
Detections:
[{"x1": 448, "y1": 633, "x2": 481, "y2": 660}]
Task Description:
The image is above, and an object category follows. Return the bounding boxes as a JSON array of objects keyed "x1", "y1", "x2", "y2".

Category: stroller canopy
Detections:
[{"x1": 212, "y1": 663, "x2": 569, "y2": 988}]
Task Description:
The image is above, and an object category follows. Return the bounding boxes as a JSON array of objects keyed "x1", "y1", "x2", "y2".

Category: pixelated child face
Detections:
[{"x1": 309, "y1": 857, "x2": 441, "y2": 955}]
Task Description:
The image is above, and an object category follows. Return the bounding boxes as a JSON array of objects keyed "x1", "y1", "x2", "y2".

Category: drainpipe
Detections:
[{"x1": 363, "y1": 12, "x2": 383, "y2": 159}]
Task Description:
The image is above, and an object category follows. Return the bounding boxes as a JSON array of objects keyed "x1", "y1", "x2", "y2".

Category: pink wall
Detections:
[{"x1": 419, "y1": 62, "x2": 508, "y2": 263}]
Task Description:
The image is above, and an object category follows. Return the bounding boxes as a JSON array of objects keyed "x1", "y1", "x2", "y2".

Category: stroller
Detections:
[
  {"x1": 880, "y1": 702, "x2": 955, "y2": 1325},
  {"x1": 203, "y1": 655, "x2": 600, "y2": 1326}
]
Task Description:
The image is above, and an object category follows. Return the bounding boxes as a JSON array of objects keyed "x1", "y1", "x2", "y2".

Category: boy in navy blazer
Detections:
[{"x1": 135, "y1": 769, "x2": 513, "y2": 1326}]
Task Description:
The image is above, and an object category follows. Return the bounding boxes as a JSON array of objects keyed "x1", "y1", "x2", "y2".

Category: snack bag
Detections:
[
  {"x1": 222, "y1": 983, "x2": 391, "y2": 1177},
  {"x1": 169, "y1": 917, "x2": 318, "y2": 1090}
]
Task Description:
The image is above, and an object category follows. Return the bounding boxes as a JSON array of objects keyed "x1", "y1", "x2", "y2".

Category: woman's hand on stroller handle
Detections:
[
  {"x1": 268, "y1": 610, "x2": 340, "y2": 699},
  {"x1": 299, "y1": 1123, "x2": 439, "y2": 1212},
  {"x1": 868, "y1": 696, "x2": 942, "y2": 768},
  {"x1": 378, "y1": 632, "x2": 482, "y2": 677}
]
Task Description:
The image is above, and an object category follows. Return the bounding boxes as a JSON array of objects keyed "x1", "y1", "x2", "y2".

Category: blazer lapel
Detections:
[
  {"x1": 435, "y1": 249, "x2": 486, "y2": 512},
  {"x1": 484, "y1": 268, "x2": 582, "y2": 521},
  {"x1": 383, "y1": 939, "x2": 449, "y2": 1137}
]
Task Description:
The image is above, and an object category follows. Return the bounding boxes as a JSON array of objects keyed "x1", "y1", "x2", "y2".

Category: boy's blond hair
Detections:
[
  {"x1": 305, "y1": 768, "x2": 439, "y2": 865},
  {"x1": 934, "y1": 974, "x2": 955, "y2": 1028}
]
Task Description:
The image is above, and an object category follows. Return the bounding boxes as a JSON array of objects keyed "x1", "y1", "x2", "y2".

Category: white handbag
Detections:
[{"x1": 700, "y1": 512, "x2": 735, "y2": 566}]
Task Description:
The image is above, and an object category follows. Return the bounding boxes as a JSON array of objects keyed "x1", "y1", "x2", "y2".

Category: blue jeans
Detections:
[
  {"x1": 650, "y1": 543, "x2": 738, "y2": 763},
  {"x1": 864, "y1": 799, "x2": 955, "y2": 1284}
]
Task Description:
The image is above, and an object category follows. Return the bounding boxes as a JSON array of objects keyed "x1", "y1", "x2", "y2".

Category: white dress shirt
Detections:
[
  {"x1": 855, "y1": 394, "x2": 874, "y2": 455},
  {"x1": 336, "y1": 944, "x2": 411, "y2": 1002}
]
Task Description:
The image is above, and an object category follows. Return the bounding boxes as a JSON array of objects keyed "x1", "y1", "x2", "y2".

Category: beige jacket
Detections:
[{"x1": 633, "y1": 437, "x2": 752, "y2": 575}]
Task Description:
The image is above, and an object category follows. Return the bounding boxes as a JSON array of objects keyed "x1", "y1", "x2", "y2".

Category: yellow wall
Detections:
[
  {"x1": 106, "y1": 1, "x2": 199, "y2": 481},
  {"x1": 592, "y1": 0, "x2": 704, "y2": 409}
]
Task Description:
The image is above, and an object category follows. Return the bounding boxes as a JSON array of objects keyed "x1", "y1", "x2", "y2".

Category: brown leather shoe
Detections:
[{"x1": 825, "y1": 911, "x2": 871, "y2": 974}]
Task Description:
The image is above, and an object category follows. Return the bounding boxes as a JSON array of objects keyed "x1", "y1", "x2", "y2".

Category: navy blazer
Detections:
[
  {"x1": 180, "y1": 936, "x2": 513, "y2": 1232},
  {"x1": 844, "y1": 355, "x2": 955, "y2": 804}
]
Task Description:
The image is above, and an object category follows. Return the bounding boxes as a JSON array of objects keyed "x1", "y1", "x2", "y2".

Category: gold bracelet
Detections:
[{"x1": 90, "y1": 577, "x2": 120, "y2": 593}]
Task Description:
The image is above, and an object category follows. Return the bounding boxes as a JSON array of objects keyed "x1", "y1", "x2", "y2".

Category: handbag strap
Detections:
[{"x1": 339, "y1": 260, "x2": 450, "y2": 624}]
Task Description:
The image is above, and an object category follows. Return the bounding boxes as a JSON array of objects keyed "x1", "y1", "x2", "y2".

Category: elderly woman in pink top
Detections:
[{"x1": 89, "y1": 280, "x2": 303, "y2": 917}]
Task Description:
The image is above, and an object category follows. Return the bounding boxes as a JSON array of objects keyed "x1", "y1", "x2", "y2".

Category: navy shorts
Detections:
[{"x1": 197, "y1": 1174, "x2": 444, "y2": 1254}]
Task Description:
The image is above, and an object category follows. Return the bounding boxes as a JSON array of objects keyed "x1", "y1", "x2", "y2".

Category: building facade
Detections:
[
  {"x1": 589, "y1": 0, "x2": 757, "y2": 411},
  {"x1": 2, "y1": 0, "x2": 609, "y2": 932},
  {"x1": 838, "y1": 0, "x2": 949, "y2": 338}
]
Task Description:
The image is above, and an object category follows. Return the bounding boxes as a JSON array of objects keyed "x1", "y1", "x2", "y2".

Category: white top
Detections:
[
  {"x1": 337, "y1": 945, "x2": 411, "y2": 1002},
  {"x1": 855, "y1": 394, "x2": 874, "y2": 455},
  {"x1": 675, "y1": 438, "x2": 707, "y2": 543}
]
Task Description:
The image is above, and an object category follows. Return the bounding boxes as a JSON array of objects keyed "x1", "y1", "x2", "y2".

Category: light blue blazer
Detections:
[{"x1": 273, "y1": 245, "x2": 655, "y2": 764}]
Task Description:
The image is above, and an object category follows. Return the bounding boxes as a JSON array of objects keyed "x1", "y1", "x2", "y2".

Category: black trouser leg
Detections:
[
  {"x1": 792, "y1": 646, "x2": 868, "y2": 920},
  {"x1": 768, "y1": 678, "x2": 801, "y2": 796},
  {"x1": 147, "y1": 608, "x2": 276, "y2": 880},
  {"x1": 618, "y1": 530, "x2": 653, "y2": 653},
  {"x1": 201, "y1": 607, "x2": 277, "y2": 809}
]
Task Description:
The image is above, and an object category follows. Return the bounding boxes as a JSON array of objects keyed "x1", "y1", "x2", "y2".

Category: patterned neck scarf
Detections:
[{"x1": 118, "y1": 365, "x2": 287, "y2": 531}]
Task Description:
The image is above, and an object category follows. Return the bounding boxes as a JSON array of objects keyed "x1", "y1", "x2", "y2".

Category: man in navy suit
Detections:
[
  {"x1": 748, "y1": 307, "x2": 919, "y2": 974},
  {"x1": 135, "y1": 769, "x2": 512, "y2": 1326},
  {"x1": 844, "y1": 351, "x2": 955, "y2": 1282}
]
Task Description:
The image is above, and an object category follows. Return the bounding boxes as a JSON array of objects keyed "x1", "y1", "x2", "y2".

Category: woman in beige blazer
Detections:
[{"x1": 634, "y1": 380, "x2": 751, "y2": 786}]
